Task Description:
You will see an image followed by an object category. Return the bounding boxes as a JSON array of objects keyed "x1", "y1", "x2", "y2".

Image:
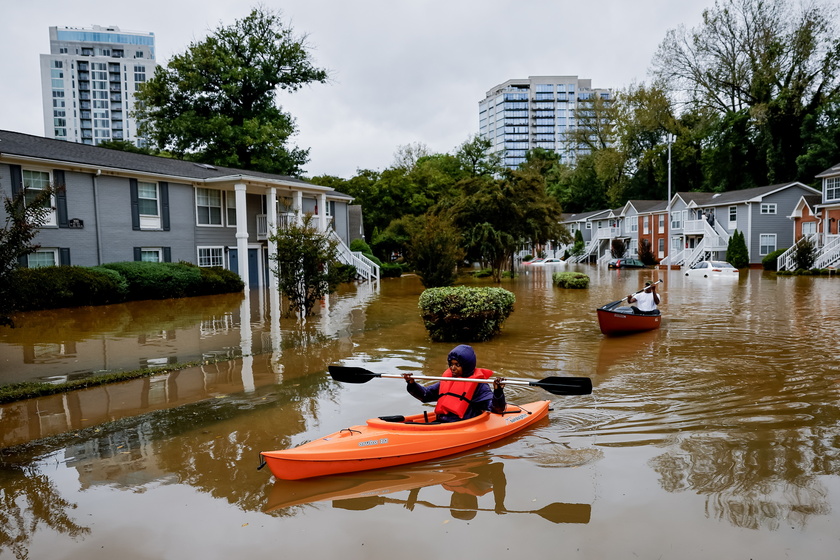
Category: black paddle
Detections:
[
  {"x1": 333, "y1": 495, "x2": 591, "y2": 524},
  {"x1": 328, "y1": 365, "x2": 592, "y2": 396},
  {"x1": 600, "y1": 279, "x2": 663, "y2": 311}
]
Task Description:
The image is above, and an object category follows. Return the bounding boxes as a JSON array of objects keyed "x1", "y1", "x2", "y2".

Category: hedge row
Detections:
[{"x1": 11, "y1": 261, "x2": 244, "y2": 312}]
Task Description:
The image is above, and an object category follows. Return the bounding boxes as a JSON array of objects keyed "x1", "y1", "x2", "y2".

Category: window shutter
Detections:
[
  {"x1": 163, "y1": 247, "x2": 171, "y2": 262},
  {"x1": 160, "y1": 182, "x2": 170, "y2": 231},
  {"x1": 130, "y1": 179, "x2": 140, "y2": 230},
  {"x1": 59, "y1": 248, "x2": 71, "y2": 266},
  {"x1": 54, "y1": 170, "x2": 69, "y2": 228},
  {"x1": 10, "y1": 165, "x2": 22, "y2": 197},
  {"x1": 18, "y1": 255, "x2": 28, "y2": 267},
  {"x1": 133, "y1": 247, "x2": 141, "y2": 261}
]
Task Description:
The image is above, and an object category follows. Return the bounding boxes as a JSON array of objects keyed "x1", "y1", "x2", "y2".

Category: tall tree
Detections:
[
  {"x1": 652, "y1": 0, "x2": 840, "y2": 185},
  {"x1": 134, "y1": 8, "x2": 328, "y2": 175}
]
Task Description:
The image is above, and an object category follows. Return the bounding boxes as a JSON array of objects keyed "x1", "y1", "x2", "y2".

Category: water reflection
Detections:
[
  {"x1": 0, "y1": 458, "x2": 90, "y2": 560},
  {"x1": 0, "y1": 271, "x2": 839, "y2": 557}
]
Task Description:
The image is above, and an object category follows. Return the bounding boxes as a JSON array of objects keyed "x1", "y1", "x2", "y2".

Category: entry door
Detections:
[{"x1": 228, "y1": 248, "x2": 261, "y2": 286}]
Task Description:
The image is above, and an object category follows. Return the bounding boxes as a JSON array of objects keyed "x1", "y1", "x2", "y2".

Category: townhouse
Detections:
[
  {"x1": 779, "y1": 163, "x2": 840, "y2": 270},
  {"x1": 0, "y1": 130, "x2": 376, "y2": 289}
]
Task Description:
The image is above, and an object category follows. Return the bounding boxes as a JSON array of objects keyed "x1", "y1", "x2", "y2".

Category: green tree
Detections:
[
  {"x1": 1, "y1": 183, "x2": 59, "y2": 326},
  {"x1": 447, "y1": 169, "x2": 569, "y2": 282},
  {"x1": 134, "y1": 8, "x2": 328, "y2": 175},
  {"x1": 726, "y1": 230, "x2": 750, "y2": 268},
  {"x1": 652, "y1": 0, "x2": 840, "y2": 185},
  {"x1": 409, "y1": 214, "x2": 465, "y2": 288},
  {"x1": 268, "y1": 216, "x2": 339, "y2": 317}
]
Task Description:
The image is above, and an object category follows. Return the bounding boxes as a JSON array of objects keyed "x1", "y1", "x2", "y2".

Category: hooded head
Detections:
[{"x1": 447, "y1": 345, "x2": 476, "y2": 377}]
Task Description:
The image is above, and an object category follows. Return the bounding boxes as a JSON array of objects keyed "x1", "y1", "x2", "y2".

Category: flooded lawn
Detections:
[{"x1": 1, "y1": 267, "x2": 839, "y2": 559}]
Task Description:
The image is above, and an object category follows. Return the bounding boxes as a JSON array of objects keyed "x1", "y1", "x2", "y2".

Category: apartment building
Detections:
[
  {"x1": 40, "y1": 25, "x2": 157, "y2": 147},
  {"x1": 478, "y1": 75, "x2": 612, "y2": 169}
]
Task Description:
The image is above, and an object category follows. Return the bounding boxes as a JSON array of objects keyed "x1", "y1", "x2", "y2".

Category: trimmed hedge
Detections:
[
  {"x1": 11, "y1": 265, "x2": 128, "y2": 310},
  {"x1": 418, "y1": 286, "x2": 515, "y2": 342},
  {"x1": 552, "y1": 271, "x2": 590, "y2": 289},
  {"x1": 9, "y1": 261, "x2": 244, "y2": 312},
  {"x1": 762, "y1": 248, "x2": 786, "y2": 271}
]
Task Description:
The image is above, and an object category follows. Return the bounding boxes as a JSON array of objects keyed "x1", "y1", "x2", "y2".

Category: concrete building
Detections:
[
  {"x1": 40, "y1": 25, "x2": 157, "y2": 147},
  {"x1": 478, "y1": 75, "x2": 612, "y2": 169}
]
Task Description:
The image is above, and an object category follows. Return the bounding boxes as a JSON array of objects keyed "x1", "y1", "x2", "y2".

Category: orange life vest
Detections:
[{"x1": 435, "y1": 367, "x2": 494, "y2": 418}]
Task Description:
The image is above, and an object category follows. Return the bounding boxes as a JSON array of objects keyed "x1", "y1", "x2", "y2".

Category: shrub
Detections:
[
  {"x1": 195, "y1": 265, "x2": 245, "y2": 295},
  {"x1": 11, "y1": 265, "x2": 128, "y2": 311},
  {"x1": 726, "y1": 230, "x2": 749, "y2": 269},
  {"x1": 101, "y1": 261, "x2": 203, "y2": 300},
  {"x1": 380, "y1": 262, "x2": 403, "y2": 278},
  {"x1": 552, "y1": 271, "x2": 590, "y2": 289},
  {"x1": 762, "y1": 248, "x2": 786, "y2": 271},
  {"x1": 328, "y1": 262, "x2": 358, "y2": 285},
  {"x1": 350, "y1": 238, "x2": 372, "y2": 254},
  {"x1": 410, "y1": 214, "x2": 464, "y2": 288},
  {"x1": 793, "y1": 237, "x2": 817, "y2": 270},
  {"x1": 638, "y1": 238, "x2": 657, "y2": 265},
  {"x1": 418, "y1": 286, "x2": 515, "y2": 342}
]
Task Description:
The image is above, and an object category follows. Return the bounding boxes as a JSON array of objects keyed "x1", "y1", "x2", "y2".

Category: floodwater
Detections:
[{"x1": 1, "y1": 266, "x2": 839, "y2": 559}]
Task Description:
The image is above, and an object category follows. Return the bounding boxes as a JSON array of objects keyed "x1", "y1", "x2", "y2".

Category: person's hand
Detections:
[
  {"x1": 403, "y1": 373, "x2": 414, "y2": 384},
  {"x1": 493, "y1": 378, "x2": 505, "y2": 390}
]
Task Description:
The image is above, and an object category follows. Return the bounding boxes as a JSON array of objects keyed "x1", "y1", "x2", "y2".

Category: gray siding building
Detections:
[{"x1": 0, "y1": 130, "x2": 374, "y2": 288}]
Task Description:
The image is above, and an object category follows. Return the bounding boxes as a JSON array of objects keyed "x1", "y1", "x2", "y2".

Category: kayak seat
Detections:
[{"x1": 378, "y1": 415, "x2": 406, "y2": 422}]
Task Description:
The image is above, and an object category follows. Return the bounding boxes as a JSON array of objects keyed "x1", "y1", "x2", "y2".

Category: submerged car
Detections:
[
  {"x1": 684, "y1": 260, "x2": 740, "y2": 278},
  {"x1": 607, "y1": 258, "x2": 645, "y2": 269},
  {"x1": 522, "y1": 258, "x2": 544, "y2": 266},
  {"x1": 529, "y1": 257, "x2": 565, "y2": 267}
]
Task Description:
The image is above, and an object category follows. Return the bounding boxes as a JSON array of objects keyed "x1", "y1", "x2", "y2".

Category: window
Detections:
[
  {"x1": 826, "y1": 177, "x2": 840, "y2": 201},
  {"x1": 138, "y1": 182, "x2": 159, "y2": 216},
  {"x1": 198, "y1": 247, "x2": 224, "y2": 267},
  {"x1": 658, "y1": 214, "x2": 665, "y2": 233},
  {"x1": 670, "y1": 211, "x2": 681, "y2": 229},
  {"x1": 226, "y1": 192, "x2": 237, "y2": 226},
  {"x1": 22, "y1": 170, "x2": 56, "y2": 226},
  {"x1": 643, "y1": 216, "x2": 649, "y2": 235},
  {"x1": 802, "y1": 222, "x2": 817, "y2": 236},
  {"x1": 760, "y1": 203, "x2": 777, "y2": 215},
  {"x1": 729, "y1": 206, "x2": 737, "y2": 223},
  {"x1": 140, "y1": 248, "x2": 162, "y2": 262},
  {"x1": 760, "y1": 233, "x2": 776, "y2": 255},
  {"x1": 196, "y1": 188, "x2": 223, "y2": 225},
  {"x1": 28, "y1": 249, "x2": 57, "y2": 268},
  {"x1": 658, "y1": 238, "x2": 665, "y2": 256}
]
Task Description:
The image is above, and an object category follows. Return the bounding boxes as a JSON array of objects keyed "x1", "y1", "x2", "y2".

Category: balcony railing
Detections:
[{"x1": 256, "y1": 212, "x2": 298, "y2": 240}]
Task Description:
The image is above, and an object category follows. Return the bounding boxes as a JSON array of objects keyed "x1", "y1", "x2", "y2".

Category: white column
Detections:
[
  {"x1": 319, "y1": 193, "x2": 328, "y2": 231},
  {"x1": 235, "y1": 183, "x2": 249, "y2": 287},
  {"x1": 294, "y1": 191, "x2": 303, "y2": 225},
  {"x1": 267, "y1": 187, "x2": 278, "y2": 289},
  {"x1": 239, "y1": 293, "x2": 254, "y2": 393}
]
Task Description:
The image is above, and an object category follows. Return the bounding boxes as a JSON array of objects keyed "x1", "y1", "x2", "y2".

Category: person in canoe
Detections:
[
  {"x1": 627, "y1": 281, "x2": 660, "y2": 315},
  {"x1": 403, "y1": 344, "x2": 506, "y2": 423}
]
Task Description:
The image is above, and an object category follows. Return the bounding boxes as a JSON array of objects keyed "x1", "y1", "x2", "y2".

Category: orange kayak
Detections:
[{"x1": 260, "y1": 401, "x2": 551, "y2": 480}]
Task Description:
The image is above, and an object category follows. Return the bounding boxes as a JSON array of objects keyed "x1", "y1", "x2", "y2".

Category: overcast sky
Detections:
[{"x1": 0, "y1": 0, "x2": 714, "y2": 178}]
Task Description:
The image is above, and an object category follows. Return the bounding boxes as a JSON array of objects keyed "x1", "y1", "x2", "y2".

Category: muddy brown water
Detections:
[{"x1": 1, "y1": 266, "x2": 839, "y2": 559}]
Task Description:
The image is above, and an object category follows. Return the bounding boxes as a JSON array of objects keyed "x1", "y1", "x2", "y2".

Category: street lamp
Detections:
[{"x1": 665, "y1": 133, "x2": 675, "y2": 212}]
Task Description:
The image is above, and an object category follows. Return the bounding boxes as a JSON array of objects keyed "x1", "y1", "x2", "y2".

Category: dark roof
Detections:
[
  {"x1": 676, "y1": 182, "x2": 816, "y2": 206},
  {"x1": 0, "y1": 129, "x2": 313, "y2": 187},
  {"x1": 816, "y1": 163, "x2": 840, "y2": 178}
]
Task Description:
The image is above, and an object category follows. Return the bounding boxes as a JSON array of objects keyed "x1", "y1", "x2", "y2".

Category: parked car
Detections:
[
  {"x1": 530, "y1": 257, "x2": 565, "y2": 267},
  {"x1": 522, "y1": 258, "x2": 544, "y2": 266},
  {"x1": 607, "y1": 258, "x2": 645, "y2": 269},
  {"x1": 684, "y1": 260, "x2": 740, "y2": 278}
]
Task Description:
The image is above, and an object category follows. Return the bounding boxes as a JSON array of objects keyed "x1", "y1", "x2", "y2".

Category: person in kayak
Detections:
[{"x1": 403, "y1": 344, "x2": 506, "y2": 423}]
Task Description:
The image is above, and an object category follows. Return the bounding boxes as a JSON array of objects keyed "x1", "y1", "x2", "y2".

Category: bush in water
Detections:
[
  {"x1": 418, "y1": 285, "x2": 515, "y2": 342},
  {"x1": 552, "y1": 271, "x2": 590, "y2": 289}
]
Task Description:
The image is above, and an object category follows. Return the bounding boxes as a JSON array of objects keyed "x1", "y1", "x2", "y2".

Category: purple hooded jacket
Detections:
[{"x1": 406, "y1": 345, "x2": 506, "y2": 422}]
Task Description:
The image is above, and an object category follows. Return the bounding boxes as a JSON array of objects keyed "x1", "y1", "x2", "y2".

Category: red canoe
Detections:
[
  {"x1": 260, "y1": 401, "x2": 550, "y2": 480},
  {"x1": 596, "y1": 306, "x2": 662, "y2": 335}
]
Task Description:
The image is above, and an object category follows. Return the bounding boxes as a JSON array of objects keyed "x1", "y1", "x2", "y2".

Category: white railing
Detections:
[
  {"x1": 256, "y1": 213, "x2": 298, "y2": 240},
  {"x1": 683, "y1": 241, "x2": 707, "y2": 269},
  {"x1": 815, "y1": 235, "x2": 840, "y2": 269},
  {"x1": 328, "y1": 229, "x2": 380, "y2": 283},
  {"x1": 595, "y1": 226, "x2": 621, "y2": 240},
  {"x1": 776, "y1": 233, "x2": 819, "y2": 271}
]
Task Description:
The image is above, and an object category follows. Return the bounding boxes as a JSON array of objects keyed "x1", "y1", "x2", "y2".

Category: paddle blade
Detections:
[
  {"x1": 328, "y1": 365, "x2": 380, "y2": 384},
  {"x1": 535, "y1": 502, "x2": 592, "y2": 524},
  {"x1": 532, "y1": 376, "x2": 592, "y2": 395}
]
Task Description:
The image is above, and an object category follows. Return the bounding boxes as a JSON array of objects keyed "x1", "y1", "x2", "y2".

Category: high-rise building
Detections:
[
  {"x1": 478, "y1": 75, "x2": 612, "y2": 169},
  {"x1": 40, "y1": 25, "x2": 157, "y2": 146}
]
